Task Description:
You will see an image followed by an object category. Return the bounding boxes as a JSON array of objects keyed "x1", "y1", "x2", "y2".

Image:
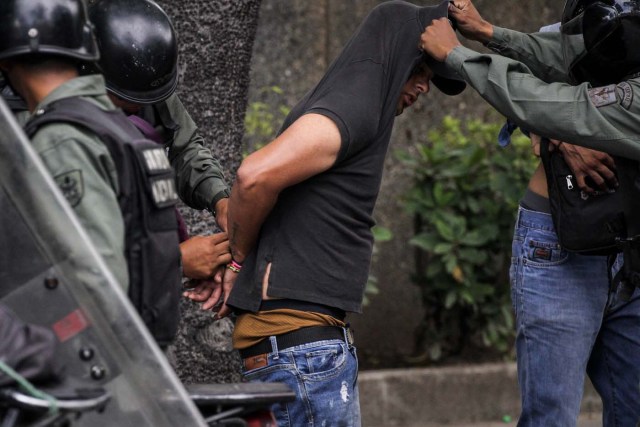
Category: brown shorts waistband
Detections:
[{"x1": 239, "y1": 326, "x2": 353, "y2": 359}]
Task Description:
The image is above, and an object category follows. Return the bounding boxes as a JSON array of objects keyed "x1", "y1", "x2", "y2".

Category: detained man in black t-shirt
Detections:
[{"x1": 185, "y1": 1, "x2": 465, "y2": 425}]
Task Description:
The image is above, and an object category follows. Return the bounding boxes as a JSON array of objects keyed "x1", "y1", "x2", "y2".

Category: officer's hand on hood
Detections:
[
  {"x1": 448, "y1": 0, "x2": 493, "y2": 43},
  {"x1": 421, "y1": 18, "x2": 461, "y2": 62}
]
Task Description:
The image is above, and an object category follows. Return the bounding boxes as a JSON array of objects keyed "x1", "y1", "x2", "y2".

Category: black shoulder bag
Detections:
[{"x1": 539, "y1": 138, "x2": 630, "y2": 256}]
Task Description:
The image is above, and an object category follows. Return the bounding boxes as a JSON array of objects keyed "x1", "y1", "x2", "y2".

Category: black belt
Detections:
[{"x1": 239, "y1": 326, "x2": 353, "y2": 359}]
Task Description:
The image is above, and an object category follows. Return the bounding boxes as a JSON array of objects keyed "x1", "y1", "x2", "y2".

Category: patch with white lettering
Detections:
[
  {"x1": 150, "y1": 177, "x2": 179, "y2": 208},
  {"x1": 616, "y1": 82, "x2": 633, "y2": 110},
  {"x1": 588, "y1": 84, "x2": 617, "y2": 108},
  {"x1": 142, "y1": 147, "x2": 172, "y2": 173},
  {"x1": 54, "y1": 170, "x2": 84, "y2": 207}
]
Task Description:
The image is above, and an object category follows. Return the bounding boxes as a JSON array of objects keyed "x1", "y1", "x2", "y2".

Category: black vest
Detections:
[{"x1": 25, "y1": 97, "x2": 182, "y2": 346}]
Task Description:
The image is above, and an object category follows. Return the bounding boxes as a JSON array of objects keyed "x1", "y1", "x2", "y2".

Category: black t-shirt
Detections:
[{"x1": 228, "y1": 0, "x2": 451, "y2": 313}]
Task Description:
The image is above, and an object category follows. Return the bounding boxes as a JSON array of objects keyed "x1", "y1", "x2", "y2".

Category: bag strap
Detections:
[
  {"x1": 25, "y1": 98, "x2": 139, "y2": 145},
  {"x1": 25, "y1": 98, "x2": 145, "y2": 207},
  {"x1": 539, "y1": 137, "x2": 553, "y2": 176},
  {"x1": 127, "y1": 114, "x2": 164, "y2": 144}
]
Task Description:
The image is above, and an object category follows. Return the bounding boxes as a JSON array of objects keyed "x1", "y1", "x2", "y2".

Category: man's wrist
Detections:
[
  {"x1": 227, "y1": 259, "x2": 243, "y2": 273},
  {"x1": 209, "y1": 188, "x2": 230, "y2": 216},
  {"x1": 477, "y1": 22, "x2": 494, "y2": 44}
]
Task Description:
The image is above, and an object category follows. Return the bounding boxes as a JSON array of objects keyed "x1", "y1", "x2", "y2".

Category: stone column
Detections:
[{"x1": 156, "y1": 0, "x2": 262, "y2": 384}]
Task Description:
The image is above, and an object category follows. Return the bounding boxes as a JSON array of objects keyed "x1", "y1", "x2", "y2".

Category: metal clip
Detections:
[{"x1": 566, "y1": 175, "x2": 574, "y2": 190}]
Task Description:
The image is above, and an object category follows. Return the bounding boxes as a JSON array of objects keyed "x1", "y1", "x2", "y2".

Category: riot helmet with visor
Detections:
[
  {"x1": 88, "y1": 0, "x2": 179, "y2": 104},
  {"x1": 561, "y1": 0, "x2": 640, "y2": 85},
  {"x1": 0, "y1": 0, "x2": 99, "y2": 62}
]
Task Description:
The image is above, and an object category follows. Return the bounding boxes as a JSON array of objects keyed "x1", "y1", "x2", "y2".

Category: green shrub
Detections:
[
  {"x1": 243, "y1": 86, "x2": 291, "y2": 154},
  {"x1": 397, "y1": 116, "x2": 536, "y2": 363},
  {"x1": 364, "y1": 225, "x2": 393, "y2": 306}
]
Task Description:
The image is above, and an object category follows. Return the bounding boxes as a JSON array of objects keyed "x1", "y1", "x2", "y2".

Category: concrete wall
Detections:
[{"x1": 358, "y1": 362, "x2": 602, "y2": 426}]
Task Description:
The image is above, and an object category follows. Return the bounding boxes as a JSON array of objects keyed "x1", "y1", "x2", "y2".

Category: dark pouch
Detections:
[
  {"x1": 540, "y1": 138, "x2": 626, "y2": 255},
  {"x1": 0, "y1": 305, "x2": 62, "y2": 387}
]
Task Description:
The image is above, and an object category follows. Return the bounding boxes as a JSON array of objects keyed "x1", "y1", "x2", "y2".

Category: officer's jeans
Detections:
[
  {"x1": 510, "y1": 207, "x2": 640, "y2": 427},
  {"x1": 242, "y1": 334, "x2": 360, "y2": 427}
]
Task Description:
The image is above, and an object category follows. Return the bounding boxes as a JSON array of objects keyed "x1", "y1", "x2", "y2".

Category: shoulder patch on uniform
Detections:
[
  {"x1": 616, "y1": 82, "x2": 633, "y2": 110},
  {"x1": 588, "y1": 84, "x2": 617, "y2": 108},
  {"x1": 54, "y1": 170, "x2": 84, "y2": 207}
]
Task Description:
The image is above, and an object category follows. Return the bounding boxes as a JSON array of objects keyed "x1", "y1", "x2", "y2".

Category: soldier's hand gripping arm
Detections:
[
  {"x1": 447, "y1": 0, "x2": 493, "y2": 44},
  {"x1": 420, "y1": 21, "x2": 640, "y2": 160},
  {"x1": 447, "y1": 0, "x2": 570, "y2": 82},
  {"x1": 179, "y1": 233, "x2": 232, "y2": 280}
]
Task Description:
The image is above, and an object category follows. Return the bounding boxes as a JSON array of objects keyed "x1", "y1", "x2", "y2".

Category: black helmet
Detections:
[
  {"x1": 0, "y1": 0, "x2": 99, "y2": 62},
  {"x1": 561, "y1": 0, "x2": 640, "y2": 85},
  {"x1": 88, "y1": 0, "x2": 179, "y2": 104}
]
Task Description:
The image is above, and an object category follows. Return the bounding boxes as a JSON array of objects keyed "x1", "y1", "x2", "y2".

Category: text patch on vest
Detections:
[
  {"x1": 151, "y1": 177, "x2": 179, "y2": 208},
  {"x1": 142, "y1": 147, "x2": 172, "y2": 173}
]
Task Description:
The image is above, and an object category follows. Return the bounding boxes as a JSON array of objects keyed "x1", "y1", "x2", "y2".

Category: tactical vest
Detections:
[
  {"x1": 0, "y1": 78, "x2": 28, "y2": 112},
  {"x1": 25, "y1": 97, "x2": 182, "y2": 346}
]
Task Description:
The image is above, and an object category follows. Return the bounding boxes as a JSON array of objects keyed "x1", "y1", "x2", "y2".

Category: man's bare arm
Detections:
[{"x1": 185, "y1": 113, "x2": 342, "y2": 316}]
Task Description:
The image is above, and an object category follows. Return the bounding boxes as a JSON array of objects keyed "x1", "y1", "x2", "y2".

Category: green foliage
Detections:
[
  {"x1": 364, "y1": 225, "x2": 393, "y2": 306},
  {"x1": 398, "y1": 116, "x2": 536, "y2": 363},
  {"x1": 243, "y1": 86, "x2": 291, "y2": 154}
]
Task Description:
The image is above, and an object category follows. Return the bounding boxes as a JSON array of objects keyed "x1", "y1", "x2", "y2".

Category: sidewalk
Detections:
[
  {"x1": 359, "y1": 363, "x2": 601, "y2": 427},
  {"x1": 449, "y1": 413, "x2": 601, "y2": 427}
]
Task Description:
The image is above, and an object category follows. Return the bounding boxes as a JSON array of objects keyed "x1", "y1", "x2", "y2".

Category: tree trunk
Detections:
[{"x1": 156, "y1": 0, "x2": 262, "y2": 384}]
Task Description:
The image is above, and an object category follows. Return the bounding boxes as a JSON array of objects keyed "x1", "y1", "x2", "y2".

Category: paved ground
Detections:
[
  {"x1": 359, "y1": 363, "x2": 603, "y2": 427},
  {"x1": 421, "y1": 413, "x2": 602, "y2": 427}
]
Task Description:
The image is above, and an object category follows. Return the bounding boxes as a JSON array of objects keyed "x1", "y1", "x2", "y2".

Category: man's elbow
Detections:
[{"x1": 234, "y1": 160, "x2": 278, "y2": 197}]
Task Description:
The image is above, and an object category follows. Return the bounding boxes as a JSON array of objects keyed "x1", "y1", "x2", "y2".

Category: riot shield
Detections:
[{"x1": 0, "y1": 97, "x2": 207, "y2": 426}]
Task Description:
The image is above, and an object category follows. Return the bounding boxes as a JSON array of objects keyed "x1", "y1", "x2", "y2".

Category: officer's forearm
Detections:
[{"x1": 446, "y1": 46, "x2": 640, "y2": 160}]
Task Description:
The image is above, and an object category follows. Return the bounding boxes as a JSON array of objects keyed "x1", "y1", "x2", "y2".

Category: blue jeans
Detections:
[
  {"x1": 242, "y1": 331, "x2": 361, "y2": 427},
  {"x1": 510, "y1": 207, "x2": 640, "y2": 426}
]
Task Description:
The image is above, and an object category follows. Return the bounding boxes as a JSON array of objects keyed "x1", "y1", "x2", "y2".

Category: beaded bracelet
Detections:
[{"x1": 227, "y1": 259, "x2": 243, "y2": 273}]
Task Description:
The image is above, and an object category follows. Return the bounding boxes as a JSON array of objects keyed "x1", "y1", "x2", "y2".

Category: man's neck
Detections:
[{"x1": 11, "y1": 65, "x2": 78, "y2": 112}]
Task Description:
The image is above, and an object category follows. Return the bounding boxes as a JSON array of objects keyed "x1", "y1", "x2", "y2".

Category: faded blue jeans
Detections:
[
  {"x1": 510, "y1": 206, "x2": 640, "y2": 426},
  {"x1": 242, "y1": 332, "x2": 360, "y2": 427}
]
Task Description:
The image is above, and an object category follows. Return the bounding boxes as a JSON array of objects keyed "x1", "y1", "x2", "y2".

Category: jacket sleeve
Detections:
[
  {"x1": 163, "y1": 94, "x2": 230, "y2": 212},
  {"x1": 484, "y1": 27, "x2": 573, "y2": 84},
  {"x1": 445, "y1": 46, "x2": 640, "y2": 160}
]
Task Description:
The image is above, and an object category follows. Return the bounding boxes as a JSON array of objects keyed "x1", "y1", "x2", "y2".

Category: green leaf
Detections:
[
  {"x1": 434, "y1": 219, "x2": 455, "y2": 242},
  {"x1": 458, "y1": 248, "x2": 488, "y2": 264},
  {"x1": 444, "y1": 291, "x2": 457, "y2": 309},
  {"x1": 410, "y1": 233, "x2": 439, "y2": 251},
  {"x1": 372, "y1": 226, "x2": 393, "y2": 242},
  {"x1": 460, "y1": 231, "x2": 489, "y2": 247}
]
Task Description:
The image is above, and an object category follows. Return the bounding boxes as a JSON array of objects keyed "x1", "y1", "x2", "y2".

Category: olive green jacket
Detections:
[
  {"x1": 29, "y1": 75, "x2": 128, "y2": 289},
  {"x1": 150, "y1": 94, "x2": 229, "y2": 213},
  {"x1": 445, "y1": 27, "x2": 640, "y2": 160}
]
